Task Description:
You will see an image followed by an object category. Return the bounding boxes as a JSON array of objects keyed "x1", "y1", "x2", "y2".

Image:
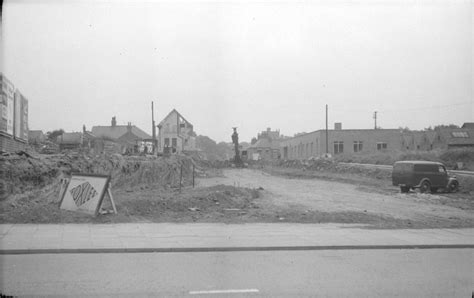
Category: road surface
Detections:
[{"x1": 1, "y1": 249, "x2": 472, "y2": 297}]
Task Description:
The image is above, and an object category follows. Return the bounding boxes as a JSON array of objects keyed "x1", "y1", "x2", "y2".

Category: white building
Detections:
[{"x1": 157, "y1": 109, "x2": 196, "y2": 154}]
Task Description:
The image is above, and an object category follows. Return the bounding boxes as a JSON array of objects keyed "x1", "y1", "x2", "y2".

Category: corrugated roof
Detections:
[{"x1": 91, "y1": 125, "x2": 151, "y2": 140}]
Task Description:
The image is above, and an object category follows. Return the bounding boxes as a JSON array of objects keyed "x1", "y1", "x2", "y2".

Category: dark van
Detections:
[{"x1": 392, "y1": 161, "x2": 459, "y2": 193}]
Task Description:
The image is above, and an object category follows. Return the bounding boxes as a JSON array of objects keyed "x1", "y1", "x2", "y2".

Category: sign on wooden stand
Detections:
[{"x1": 59, "y1": 173, "x2": 117, "y2": 216}]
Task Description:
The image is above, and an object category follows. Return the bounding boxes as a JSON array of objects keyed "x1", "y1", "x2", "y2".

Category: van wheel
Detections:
[
  {"x1": 400, "y1": 186, "x2": 409, "y2": 193},
  {"x1": 448, "y1": 181, "x2": 459, "y2": 193},
  {"x1": 420, "y1": 181, "x2": 431, "y2": 193}
]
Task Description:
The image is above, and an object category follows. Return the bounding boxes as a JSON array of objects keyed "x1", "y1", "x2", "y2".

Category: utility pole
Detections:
[
  {"x1": 373, "y1": 111, "x2": 377, "y2": 130},
  {"x1": 151, "y1": 101, "x2": 156, "y2": 154},
  {"x1": 325, "y1": 104, "x2": 329, "y2": 155}
]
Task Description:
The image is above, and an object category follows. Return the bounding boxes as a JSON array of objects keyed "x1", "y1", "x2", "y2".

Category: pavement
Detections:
[{"x1": 1, "y1": 223, "x2": 473, "y2": 254}]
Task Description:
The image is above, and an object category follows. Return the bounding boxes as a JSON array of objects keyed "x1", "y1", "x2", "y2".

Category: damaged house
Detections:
[{"x1": 157, "y1": 109, "x2": 196, "y2": 154}]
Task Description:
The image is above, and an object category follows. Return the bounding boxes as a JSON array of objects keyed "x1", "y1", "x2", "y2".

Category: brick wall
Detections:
[
  {"x1": 0, "y1": 134, "x2": 28, "y2": 152},
  {"x1": 280, "y1": 129, "x2": 409, "y2": 160}
]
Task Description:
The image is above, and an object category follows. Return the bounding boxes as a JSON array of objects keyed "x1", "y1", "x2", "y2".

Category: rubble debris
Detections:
[{"x1": 0, "y1": 152, "x2": 197, "y2": 200}]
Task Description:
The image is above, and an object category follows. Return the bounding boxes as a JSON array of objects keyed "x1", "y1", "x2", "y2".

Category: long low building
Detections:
[{"x1": 280, "y1": 123, "x2": 474, "y2": 160}]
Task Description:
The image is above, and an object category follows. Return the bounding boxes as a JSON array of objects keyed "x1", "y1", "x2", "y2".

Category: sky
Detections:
[{"x1": 1, "y1": 0, "x2": 473, "y2": 143}]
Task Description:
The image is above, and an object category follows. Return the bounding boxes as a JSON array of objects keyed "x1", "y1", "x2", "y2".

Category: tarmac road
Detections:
[{"x1": 1, "y1": 249, "x2": 472, "y2": 297}]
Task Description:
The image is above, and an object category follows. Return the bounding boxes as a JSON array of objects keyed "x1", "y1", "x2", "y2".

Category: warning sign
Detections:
[{"x1": 59, "y1": 173, "x2": 112, "y2": 216}]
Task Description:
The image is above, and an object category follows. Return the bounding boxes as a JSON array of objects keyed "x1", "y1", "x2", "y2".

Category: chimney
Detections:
[
  {"x1": 83, "y1": 125, "x2": 86, "y2": 133},
  {"x1": 111, "y1": 116, "x2": 117, "y2": 127},
  {"x1": 334, "y1": 122, "x2": 342, "y2": 130},
  {"x1": 267, "y1": 127, "x2": 271, "y2": 132},
  {"x1": 127, "y1": 122, "x2": 132, "y2": 132}
]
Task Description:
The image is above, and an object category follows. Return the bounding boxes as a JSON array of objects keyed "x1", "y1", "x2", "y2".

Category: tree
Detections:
[
  {"x1": 398, "y1": 126, "x2": 410, "y2": 132},
  {"x1": 46, "y1": 129, "x2": 64, "y2": 142},
  {"x1": 434, "y1": 124, "x2": 460, "y2": 130},
  {"x1": 425, "y1": 124, "x2": 460, "y2": 131},
  {"x1": 196, "y1": 135, "x2": 231, "y2": 160},
  {"x1": 251, "y1": 137, "x2": 257, "y2": 145}
]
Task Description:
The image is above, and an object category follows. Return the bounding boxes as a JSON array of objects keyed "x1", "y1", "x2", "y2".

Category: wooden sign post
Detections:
[{"x1": 59, "y1": 173, "x2": 117, "y2": 216}]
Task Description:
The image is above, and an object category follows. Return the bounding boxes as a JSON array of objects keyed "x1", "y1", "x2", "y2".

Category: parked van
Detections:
[{"x1": 392, "y1": 161, "x2": 459, "y2": 193}]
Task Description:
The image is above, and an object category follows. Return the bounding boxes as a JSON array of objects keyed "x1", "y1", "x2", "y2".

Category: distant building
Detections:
[
  {"x1": 157, "y1": 109, "x2": 196, "y2": 154},
  {"x1": 461, "y1": 123, "x2": 474, "y2": 129},
  {"x1": 91, "y1": 117, "x2": 151, "y2": 153},
  {"x1": 430, "y1": 126, "x2": 474, "y2": 149},
  {"x1": 0, "y1": 73, "x2": 29, "y2": 152},
  {"x1": 279, "y1": 122, "x2": 474, "y2": 160},
  {"x1": 28, "y1": 130, "x2": 45, "y2": 145},
  {"x1": 57, "y1": 132, "x2": 83, "y2": 151},
  {"x1": 247, "y1": 128, "x2": 282, "y2": 160}
]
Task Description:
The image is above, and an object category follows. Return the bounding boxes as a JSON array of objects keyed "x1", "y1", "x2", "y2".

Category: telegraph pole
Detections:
[
  {"x1": 373, "y1": 111, "x2": 377, "y2": 130},
  {"x1": 325, "y1": 104, "x2": 329, "y2": 155},
  {"x1": 152, "y1": 101, "x2": 156, "y2": 154}
]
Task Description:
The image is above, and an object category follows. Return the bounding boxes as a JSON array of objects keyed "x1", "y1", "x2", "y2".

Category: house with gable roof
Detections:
[
  {"x1": 157, "y1": 109, "x2": 196, "y2": 154},
  {"x1": 91, "y1": 116, "x2": 151, "y2": 153},
  {"x1": 430, "y1": 125, "x2": 474, "y2": 149}
]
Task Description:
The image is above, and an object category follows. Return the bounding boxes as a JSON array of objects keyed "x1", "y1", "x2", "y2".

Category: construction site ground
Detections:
[{"x1": 1, "y1": 154, "x2": 473, "y2": 228}]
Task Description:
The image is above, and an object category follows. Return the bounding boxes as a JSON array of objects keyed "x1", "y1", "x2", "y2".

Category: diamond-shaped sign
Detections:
[{"x1": 69, "y1": 181, "x2": 98, "y2": 207}]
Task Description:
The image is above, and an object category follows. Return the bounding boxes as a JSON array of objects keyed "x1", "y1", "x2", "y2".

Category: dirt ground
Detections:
[
  {"x1": 197, "y1": 168, "x2": 474, "y2": 229},
  {"x1": 2, "y1": 153, "x2": 473, "y2": 228}
]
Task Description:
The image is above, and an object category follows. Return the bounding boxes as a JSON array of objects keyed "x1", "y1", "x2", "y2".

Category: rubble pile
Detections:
[
  {"x1": 274, "y1": 158, "x2": 392, "y2": 180},
  {"x1": 0, "y1": 152, "x2": 197, "y2": 200},
  {"x1": 275, "y1": 158, "x2": 336, "y2": 171}
]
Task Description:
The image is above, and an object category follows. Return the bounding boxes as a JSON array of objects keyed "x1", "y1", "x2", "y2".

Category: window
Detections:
[
  {"x1": 438, "y1": 165, "x2": 446, "y2": 173},
  {"x1": 306, "y1": 144, "x2": 309, "y2": 157},
  {"x1": 377, "y1": 142, "x2": 387, "y2": 150},
  {"x1": 353, "y1": 141, "x2": 363, "y2": 152},
  {"x1": 311, "y1": 142, "x2": 314, "y2": 155},
  {"x1": 414, "y1": 164, "x2": 437, "y2": 172},
  {"x1": 452, "y1": 131, "x2": 469, "y2": 138},
  {"x1": 334, "y1": 141, "x2": 343, "y2": 154},
  {"x1": 172, "y1": 138, "x2": 177, "y2": 148},
  {"x1": 164, "y1": 138, "x2": 170, "y2": 146}
]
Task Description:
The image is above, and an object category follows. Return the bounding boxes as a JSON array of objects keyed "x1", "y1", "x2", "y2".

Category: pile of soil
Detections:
[
  {"x1": 0, "y1": 152, "x2": 199, "y2": 200},
  {"x1": 0, "y1": 184, "x2": 262, "y2": 224},
  {"x1": 116, "y1": 184, "x2": 261, "y2": 223}
]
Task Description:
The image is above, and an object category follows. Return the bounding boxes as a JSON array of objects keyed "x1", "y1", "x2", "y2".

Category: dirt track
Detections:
[{"x1": 198, "y1": 169, "x2": 474, "y2": 228}]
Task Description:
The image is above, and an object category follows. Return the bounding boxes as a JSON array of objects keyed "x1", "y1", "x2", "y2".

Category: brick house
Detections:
[
  {"x1": 91, "y1": 117, "x2": 151, "y2": 153},
  {"x1": 247, "y1": 128, "x2": 282, "y2": 160},
  {"x1": 429, "y1": 126, "x2": 474, "y2": 149}
]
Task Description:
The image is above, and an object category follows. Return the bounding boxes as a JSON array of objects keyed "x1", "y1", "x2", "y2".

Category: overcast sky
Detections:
[{"x1": 2, "y1": 0, "x2": 473, "y2": 142}]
